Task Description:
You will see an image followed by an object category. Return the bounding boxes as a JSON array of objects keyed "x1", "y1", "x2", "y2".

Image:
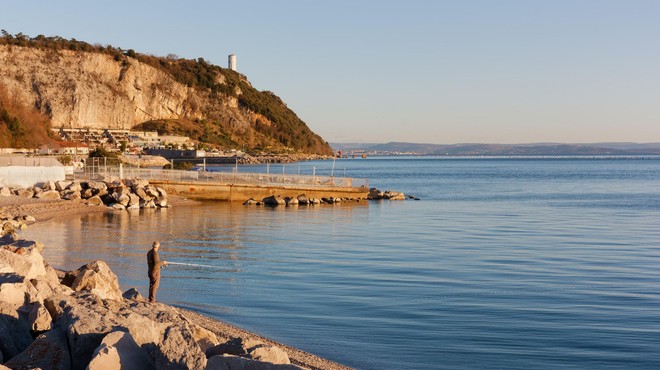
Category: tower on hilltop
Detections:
[{"x1": 228, "y1": 54, "x2": 237, "y2": 71}]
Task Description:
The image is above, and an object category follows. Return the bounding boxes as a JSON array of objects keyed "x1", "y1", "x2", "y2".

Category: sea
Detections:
[{"x1": 21, "y1": 157, "x2": 660, "y2": 370}]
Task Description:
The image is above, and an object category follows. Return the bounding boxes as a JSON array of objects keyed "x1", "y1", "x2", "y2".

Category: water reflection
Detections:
[{"x1": 20, "y1": 201, "x2": 371, "y2": 300}]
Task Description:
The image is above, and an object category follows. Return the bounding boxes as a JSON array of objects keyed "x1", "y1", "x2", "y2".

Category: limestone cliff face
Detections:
[
  {"x1": 0, "y1": 43, "x2": 332, "y2": 154},
  {"x1": 0, "y1": 45, "x2": 211, "y2": 129}
]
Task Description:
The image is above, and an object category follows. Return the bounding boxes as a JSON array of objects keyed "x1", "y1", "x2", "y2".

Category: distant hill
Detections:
[
  {"x1": 0, "y1": 32, "x2": 332, "y2": 154},
  {"x1": 331, "y1": 142, "x2": 660, "y2": 156}
]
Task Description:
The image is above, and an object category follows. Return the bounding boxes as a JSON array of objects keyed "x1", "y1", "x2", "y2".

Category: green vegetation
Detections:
[
  {"x1": 0, "y1": 31, "x2": 332, "y2": 155},
  {"x1": 162, "y1": 161, "x2": 194, "y2": 170},
  {"x1": 88, "y1": 146, "x2": 118, "y2": 158}
]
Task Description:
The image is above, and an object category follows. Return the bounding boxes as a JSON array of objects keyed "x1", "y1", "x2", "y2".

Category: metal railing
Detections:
[{"x1": 74, "y1": 159, "x2": 368, "y2": 189}]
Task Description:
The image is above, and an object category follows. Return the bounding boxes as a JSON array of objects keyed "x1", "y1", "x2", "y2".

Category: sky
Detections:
[{"x1": 1, "y1": 0, "x2": 659, "y2": 144}]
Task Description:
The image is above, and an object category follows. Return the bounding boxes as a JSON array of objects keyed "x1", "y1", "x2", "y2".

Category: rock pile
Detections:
[
  {"x1": 244, "y1": 194, "x2": 360, "y2": 206},
  {"x1": 0, "y1": 178, "x2": 169, "y2": 211},
  {"x1": 367, "y1": 188, "x2": 407, "y2": 200},
  {"x1": 0, "y1": 232, "x2": 308, "y2": 370},
  {"x1": 243, "y1": 187, "x2": 416, "y2": 206}
]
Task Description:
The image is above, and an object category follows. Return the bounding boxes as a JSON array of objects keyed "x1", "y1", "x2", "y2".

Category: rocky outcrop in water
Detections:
[{"x1": 0, "y1": 232, "x2": 308, "y2": 370}]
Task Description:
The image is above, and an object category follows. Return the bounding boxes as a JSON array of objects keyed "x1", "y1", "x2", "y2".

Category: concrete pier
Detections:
[{"x1": 148, "y1": 179, "x2": 370, "y2": 201}]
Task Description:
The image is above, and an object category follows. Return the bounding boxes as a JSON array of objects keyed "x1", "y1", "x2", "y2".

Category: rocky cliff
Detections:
[{"x1": 0, "y1": 35, "x2": 332, "y2": 155}]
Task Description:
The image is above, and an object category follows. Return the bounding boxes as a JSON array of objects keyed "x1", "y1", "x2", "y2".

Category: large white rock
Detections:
[
  {"x1": 206, "y1": 355, "x2": 303, "y2": 370},
  {"x1": 0, "y1": 245, "x2": 47, "y2": 281},
  {"x1": 0, "y1": 282, "x2": 27, "y2": 307},
  {"x1": 36, "y1": 189, "x2": 62, "y2": 200},
  {"x1": 250, "y1": 344, "x2": 291, "y2": 365},
  {"x1": 191, "y1": 323, "x2": 219, "y2": 352},
  {"x1": 0, "y1": 187, "x2": 11, "y2": 196},
  {"x1": 70, "y1": 260, "x2": 123, "y2": 301},
  {"x1": 87, "y1": 331, "x2": 154, "y2": 370}
]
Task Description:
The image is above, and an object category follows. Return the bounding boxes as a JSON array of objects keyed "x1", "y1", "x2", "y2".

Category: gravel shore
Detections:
[{"x1": 0, "y1": 194, "x2": 352, "y2": 370}]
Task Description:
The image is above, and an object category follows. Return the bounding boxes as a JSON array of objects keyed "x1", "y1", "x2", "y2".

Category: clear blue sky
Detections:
[{"x1": 2, "y1": 0, "x2": 659, "y2": 144}]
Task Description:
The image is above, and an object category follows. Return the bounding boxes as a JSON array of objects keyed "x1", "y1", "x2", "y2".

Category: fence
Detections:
[{"x1": 74, "y1": 158, "x2": 368, "y2": 189}]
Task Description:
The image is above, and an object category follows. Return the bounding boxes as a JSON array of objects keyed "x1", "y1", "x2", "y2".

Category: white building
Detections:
[{"x1": 228, "y1": 54, "x2": 237, "y2": 71}]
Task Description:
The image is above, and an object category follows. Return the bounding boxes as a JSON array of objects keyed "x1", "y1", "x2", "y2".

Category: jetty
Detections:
[{"x1": 76, "y1": 163, "x2": 370, "y2": 202}]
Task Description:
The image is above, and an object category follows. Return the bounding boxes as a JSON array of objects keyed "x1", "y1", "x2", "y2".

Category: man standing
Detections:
[{"x1": 147, "y1": 240, "x2": 168, "y2": 302}]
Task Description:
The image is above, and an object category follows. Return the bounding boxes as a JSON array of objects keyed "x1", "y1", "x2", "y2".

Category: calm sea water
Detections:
[{"x1": 22, "y1": 157, "x2": 660, "y2": 370}]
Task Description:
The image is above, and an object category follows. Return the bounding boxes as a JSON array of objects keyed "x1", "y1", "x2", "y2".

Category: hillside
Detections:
[{"x1": 0, "y1": 32, "x2": 332, "y2": 155}]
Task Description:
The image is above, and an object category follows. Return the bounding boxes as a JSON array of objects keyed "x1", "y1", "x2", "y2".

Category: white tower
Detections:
[{"x1": 228, "y1": 54, "x2": 237, "y2": 71}]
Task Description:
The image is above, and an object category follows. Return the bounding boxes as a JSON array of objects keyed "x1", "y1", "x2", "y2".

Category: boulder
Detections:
[
  {"x1": 43, "y1": 181, "x2": 57, "y2": 191},
  {"x1": 249, "y1": 344, "x2": 291, "y2": 365},
  {"x1": 243, "y1": 198, "x2": 257, "y2": 206},
  {"x1": 285, "y1": 197, "x2": 299, "y2": 206},
  {"x1": 58, "y1": 294, "x2": 116, "y2": 370},
  {"x1": 87, "y1": 331, "x2": 154, "y2": 370},
  {"x1": 0, "y1": 301, "x2": 33, "y2": 362},
  {"x1": 155, "y1": 197, "x2": 168, "y2": 207},
  {"x1": 69, "y1": 260, "x2": 123, "y2": 301},
  {"x1": 127, "y1": 192, "x2": 141, "y2": 207},
  {"x1": 262, "y1": 195, "x2": 286, "y2": 206},
  {"x1": 296, "y1": 194, "x2": 309, "y2": 205},
  {"x1": 0, "y1": 281, "x2": 27, "y2": 308},
  {"x1": 28, "y1": 301, "x2": 53, "y2": 331},
  {"x1": 134, "y1": 187, "x2": 151, "y2": 201},
  {"x1": 156, "y1": 187, "x2": 168, "y2": 198},
  {"x1": 81, "y1": 188, "x2": 95, "y2": 199},
  {"x1": 87, "y1": 195, "x2": 104, "y2": 206},
  {"x1": 16, "y1": 188, "x2": 35, "y2": 198},
  {"x1": 367, "y1": 188, "x2": 384, "y2": 200},
  {"x1": 125, "y1": 178, "x2": 150, "y2": 191},
  {"x1": 2, "y1": 220, "x2": 18, "y2": 235},
  {"x1": 152, "y1": 325, "x2": 207, "y2": 370},
  {"x1": 36, "y1": 189, "x2": 62, "y2": 200},
  {"x1": 383, "y1": 190, "x2": 405, "y2": 200},
  {"x1": 191, "y1": 323, "x2": 220, "y2": 353},
  {"x1": 206, "y1": 355, "x2": 303, "y2": 370},
  {"x1": 122, "y1": 288, "x2": 145, "y2": 301},
  {"x1": 206, "y1": 338, "x2": 291, "y2": 365},
  {"x1": 0, "y1": 187, "x2": 11, "y2": 196},
  {"x1": 141, "y1": 199, "x2": 156, "y2": 208},
  {"x1": 0, "y1": 243, "x2": 48, "y2": 281},
  {"x1": 4, "y1": 326, "x2": 71, "y2": 370},
  {"x1": 145, "y1": 185, "x2": 160, "y2": 198},
  {"x1": 55, "y1": 180, "x2": 73, "y2": 192},
  {"x1": 110, "y1": 203, "x2": 126, "y2": 211},
  {"x1": 114, "y1": 193, "x2": 130, "y2": 207},
  {"x1": 67, "y1": 181, "x2": 84, "y2": 192},
  {"x1": 16, "y1": 214, "x2": 36, "y2": 225},
  {"x1": 62, "y1": 190, "x2": 82, "y2": 200}
]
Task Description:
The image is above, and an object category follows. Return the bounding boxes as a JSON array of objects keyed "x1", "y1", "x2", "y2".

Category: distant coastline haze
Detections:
[{"x1": 1, "y1": 0, "x2": 659, "y2": 144}]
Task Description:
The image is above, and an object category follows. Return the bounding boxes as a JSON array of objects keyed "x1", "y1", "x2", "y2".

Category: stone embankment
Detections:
[
  {"x1": 0, "y1": 178, "x2": 169, "y2": 212},
  {"x1": 243, "y1": 187, "x2": 416, "y2": 206},
  {"x1": 237, "y1": 154, "x2": 332, "y2": 165},
  {"x1": 0, "y1": 228, "x2": 314, "y2": 369}
]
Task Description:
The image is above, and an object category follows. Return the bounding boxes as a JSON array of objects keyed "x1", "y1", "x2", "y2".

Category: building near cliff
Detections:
[
  {"x1": 38, "y1": 142, "x2": 89, "y2": 156},
  {"x1": 0, "y1": 156, "x2": 65, "y2": 187},
  {"x1": 228, "y1": 54, "x2": 237, "y2": 71}
]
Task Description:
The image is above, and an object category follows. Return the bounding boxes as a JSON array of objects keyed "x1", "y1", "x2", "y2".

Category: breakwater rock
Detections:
[
  {"x1": 244, "y1": 187, "x2": 416, "y2": 206},
  {"x1": 0, "y1": 232, "x2": 309, "y2": 370},
  {"x1": 0, "y1": 178, "x2": 169, "y2": 211}
]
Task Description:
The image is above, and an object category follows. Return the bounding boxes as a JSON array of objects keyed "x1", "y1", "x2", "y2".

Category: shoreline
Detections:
[{"x1": 0, "y1": 194, "x2": 352, "y2": 370}]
